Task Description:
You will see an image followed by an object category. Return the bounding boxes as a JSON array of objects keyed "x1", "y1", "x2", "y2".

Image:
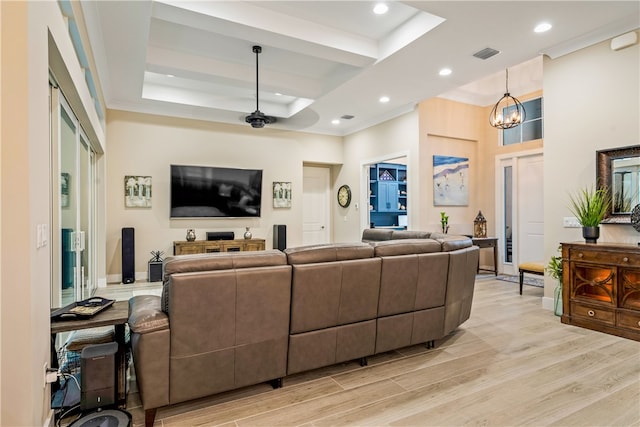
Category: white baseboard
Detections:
[
  {"x1": 106, "y1": 272, "x2": 147, "y2": 284},
  {"x1": 44, "y1": 409, "x2": 54, "y2": 427},
  {"x1": 106, "y1": 273, "x2": 120, "y2": 284},
  {"x1": 541, "y1": 296, "x2": 554, "y2": 311}
]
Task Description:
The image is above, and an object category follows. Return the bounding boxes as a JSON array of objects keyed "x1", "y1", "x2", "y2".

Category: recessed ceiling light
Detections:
[
  {"x1": 275, "y1": 92, "x2": 283, "y2": 96},
  {"x1": 373, "y1": 3, "x2": 388, "y2": 15},
  {"x1": 379, "y1": 96, "x2": 390, "y2": 103},
  {"x1": 332, "y1": 119, "x2": 340, "y2": 125},
  {"x1": 439, "y1": 68, "x2": 452, "y2": 76},
  {"x1": 534, "y1": 22, "x2": 552, "y2": 33},
  {"x1": 167, "y1": 74, "x2": 175, "y2": 78}
]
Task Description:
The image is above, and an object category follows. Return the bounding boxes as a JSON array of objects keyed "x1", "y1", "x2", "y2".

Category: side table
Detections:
[
  {"x1": 471, "y1": 237, "x2": 498, "y2": 276},
  {"x1": 51, "y1": 300, "x2": 129, "y2": 407}
]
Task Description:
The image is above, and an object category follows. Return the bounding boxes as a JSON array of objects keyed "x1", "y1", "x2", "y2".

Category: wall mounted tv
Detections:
[{"x1": 170, "y1": 164, "x2": 263, "y2": 218}]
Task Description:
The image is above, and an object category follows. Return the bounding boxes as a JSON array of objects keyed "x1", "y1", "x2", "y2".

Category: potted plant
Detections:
[
  {"x1": 546, "y1": 245, "x2": 563, "y2": 316},
  {"x1": 440, "y1": 211, "x2": 449, "y2": 234},
  {"x1": 568, "y1": 185, "x2": 611, "y2": 243}
]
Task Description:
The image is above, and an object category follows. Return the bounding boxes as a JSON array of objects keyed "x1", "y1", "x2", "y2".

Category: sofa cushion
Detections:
[
  {"x1": 284, "y1": 243, "x2": 373, "y2": 265},
  {"x1": 289, "y1": 258, "x2": 381, "y2": 334},
  {"x1": 162, "y1": 250, "x2": 287, "y2": 313},
  {"x1": 164, "y1": 250, "x2": 287, "y2": 275},
  {"x1": 371, "y1": 239, "x2": 441, "y2": 256},
  {"x1": 361, "y1": 229, "x2": 393, "y2": 242},
  {"x1": 64, "y1": 326, "x2": 115, "y2": 351},
  {"x1": 390, "y1": 230, "x2": 431, "y2": 240},
  {"x1": 433, "y1": 235, "x2": 473, "y2": 251}
]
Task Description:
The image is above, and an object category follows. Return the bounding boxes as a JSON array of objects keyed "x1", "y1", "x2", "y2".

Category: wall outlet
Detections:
[{"x1": 563, "y1": 217, "x2": 581, "y2": 228}]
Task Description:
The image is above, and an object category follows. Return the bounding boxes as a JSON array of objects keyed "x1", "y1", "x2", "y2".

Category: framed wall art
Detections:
[
  {"x1": 273, "y1": 181, "x2": 292, "y2": 208},
  {"x1": 125, "y1": 175, "x2": 152, "y2": 208},
  {"x1": 433, "y1": 155, "x2": 469, "y2": 206},
  {"x1": 61, "y1": 172, "x2": 70, "y2": 208}
]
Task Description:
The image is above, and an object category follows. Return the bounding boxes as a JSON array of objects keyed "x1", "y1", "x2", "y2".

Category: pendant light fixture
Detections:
[{"x1": 489, "y1": 68, "x2": 526, "y2": 129}]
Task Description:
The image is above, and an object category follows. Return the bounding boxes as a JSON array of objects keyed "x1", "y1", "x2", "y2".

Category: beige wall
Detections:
[
  {"x1": 0, "y1": 1, "x2": 107, "y2": 424},
  {"x1": 1, "y1": 2, "x2": 50, "y2": 425},
  {"x1": 419, "y1": 98, "x2": 485, "y2": 236},
  {"x1": 105, "y1": 110, "x2": 343, "y2": 280},
  {"x1": 543, "y1": 35, "x2": 639, "y2": 301}
]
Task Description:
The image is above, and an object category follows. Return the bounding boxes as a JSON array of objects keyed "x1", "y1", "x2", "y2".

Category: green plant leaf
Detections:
[{"x1": 567, "y1": 186, "x2": 611, "y2": 227}]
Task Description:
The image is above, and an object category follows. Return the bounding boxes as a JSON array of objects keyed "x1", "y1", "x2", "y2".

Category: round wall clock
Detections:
[{"x1": 337, "y1": 184, "x2": 352, "y2": 208}]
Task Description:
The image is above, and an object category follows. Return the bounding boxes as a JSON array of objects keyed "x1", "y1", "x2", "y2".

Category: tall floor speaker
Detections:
[
  {"x1": 122, "y1": 227, "x2": 135, "y2": 284},
  {"x1": 273, "y1": 224, "x2": 287, "y2": 251},
  {"x1": 81, "y1": 342, "x2": 118, "y2": 411}
]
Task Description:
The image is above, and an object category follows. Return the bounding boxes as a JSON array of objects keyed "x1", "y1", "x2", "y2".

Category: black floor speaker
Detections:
[
  {"x1": 122, "y1": 227, "x2": 135, "y2": 284},
  {"x1": 273, "y1": 224, "x2": 286, "y2": 251},
  {"x1": 81, "y1": 342, "x2": 118, "y2": 411}
]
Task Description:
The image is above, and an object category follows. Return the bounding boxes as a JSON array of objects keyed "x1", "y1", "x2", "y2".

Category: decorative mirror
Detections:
[{"x1": 596, "y1": 145, "x2": 640, "y2": 223}]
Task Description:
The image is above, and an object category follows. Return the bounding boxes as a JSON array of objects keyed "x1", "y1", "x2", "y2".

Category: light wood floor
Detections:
[{"x1": 119, "y1": 278, "x2": 640, "y2": 426}]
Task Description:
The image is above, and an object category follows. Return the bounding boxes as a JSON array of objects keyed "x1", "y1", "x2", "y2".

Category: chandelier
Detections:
[{"x1": 489, "y1": 69, "x2": 526, "y2": 129}]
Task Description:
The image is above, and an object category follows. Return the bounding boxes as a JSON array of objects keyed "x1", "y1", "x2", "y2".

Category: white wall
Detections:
[
  {"x1": 339, "y1": 111, "x2": 419, "y2": 242},
  {"x1": 543, "y1": 34, "x2": 639, "y2": 301},
  {"x1": 105, "y1": 110, "x2": 343, "y2": 280}
]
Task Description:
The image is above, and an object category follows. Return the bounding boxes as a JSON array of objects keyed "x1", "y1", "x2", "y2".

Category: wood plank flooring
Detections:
[{"x1": 117, "y1": 278, "x2": 640, "y2": 426}]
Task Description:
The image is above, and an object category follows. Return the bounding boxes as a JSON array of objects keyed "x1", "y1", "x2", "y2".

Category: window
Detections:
[{"x1": 502, "y1": 97, "x2": 543, "y2": 145}]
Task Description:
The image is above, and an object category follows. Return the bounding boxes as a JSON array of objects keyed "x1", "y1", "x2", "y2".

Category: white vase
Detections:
[{"x1": 244, "y1": 227, "x2": 252, "y2": 239}]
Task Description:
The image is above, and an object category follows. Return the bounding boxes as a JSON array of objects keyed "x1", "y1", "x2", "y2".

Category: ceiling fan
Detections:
[{"x1": 245, "y1": 45, "x2": 276, "y2": 129}]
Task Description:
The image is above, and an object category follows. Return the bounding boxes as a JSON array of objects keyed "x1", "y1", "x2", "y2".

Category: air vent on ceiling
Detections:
[
  {"x1": 341, "y1": 115, "x2": 355, "y2": 120},
  {"x1": 473, "y1": 47, "x2": 500, "y2": 60}
]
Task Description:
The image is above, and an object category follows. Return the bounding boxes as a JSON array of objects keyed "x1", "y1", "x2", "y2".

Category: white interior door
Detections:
[
  {"x1": 302, "y1": 166, "x2": 330, "y2": 245},
  {"x1": 518, "y1": 154, "x2": 544, "y2": 264},
  {"x1": 497, "y1": 151, "x2": 544, "y2": 275}
]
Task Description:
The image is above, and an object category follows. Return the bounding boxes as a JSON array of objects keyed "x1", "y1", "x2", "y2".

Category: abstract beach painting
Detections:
[{"x1": 433, "y1": 155, "x2": 469, "y2": 206}]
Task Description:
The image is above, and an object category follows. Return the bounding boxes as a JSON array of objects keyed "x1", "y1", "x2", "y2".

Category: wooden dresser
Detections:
[
  {"x1": 561, "y1": 242, "x2": 640, "y2": 341},
  {"x1": 174, "y1": 238, "x2": 266, "y2": 255}
]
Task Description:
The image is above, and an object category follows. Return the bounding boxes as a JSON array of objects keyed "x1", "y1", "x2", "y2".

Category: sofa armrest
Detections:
[
  {"x1": 129, "y1": 295, "x2": 170, "y2": 411},
  {"x1": 129, "y1": 295, "x2": 169, "y2": 334}
]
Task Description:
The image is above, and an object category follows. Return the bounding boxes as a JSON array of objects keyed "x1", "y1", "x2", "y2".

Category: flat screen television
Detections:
[{"x1": 170, "y1": 164, "x2": 263, "y2": 218}]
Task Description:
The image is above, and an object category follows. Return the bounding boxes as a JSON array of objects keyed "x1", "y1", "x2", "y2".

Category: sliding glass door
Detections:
[{"x1": 54, "y1": 91, "x2": 96, "y2": 307}]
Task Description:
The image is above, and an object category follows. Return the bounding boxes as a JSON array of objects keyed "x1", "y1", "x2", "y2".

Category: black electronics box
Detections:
[{"x1": 206, "y1": 231, "x2": 235, "y2": 241}]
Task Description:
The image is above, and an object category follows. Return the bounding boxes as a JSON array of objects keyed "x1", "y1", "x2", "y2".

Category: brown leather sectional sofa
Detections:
[{"x1": 128, "y1": 232, "x2": 479, "y2": 426}]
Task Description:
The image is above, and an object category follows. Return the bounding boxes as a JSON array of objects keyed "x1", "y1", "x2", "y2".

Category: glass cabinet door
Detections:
[
  {"x1": 571, "y1": 263, "x2": 616, "y2": 305},
  {"x1": 619, "y1": 268, "x2": 640, "y2": 310}
]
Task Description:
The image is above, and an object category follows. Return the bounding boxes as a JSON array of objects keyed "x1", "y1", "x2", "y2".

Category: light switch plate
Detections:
[{"x1": 563, "y1": 217, "x2": 581, "y2": 228}]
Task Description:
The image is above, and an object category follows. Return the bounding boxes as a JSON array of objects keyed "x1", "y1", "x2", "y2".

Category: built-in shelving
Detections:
[{"x1": 369, "y1": 163, "x2": 407, "y2": 228}]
